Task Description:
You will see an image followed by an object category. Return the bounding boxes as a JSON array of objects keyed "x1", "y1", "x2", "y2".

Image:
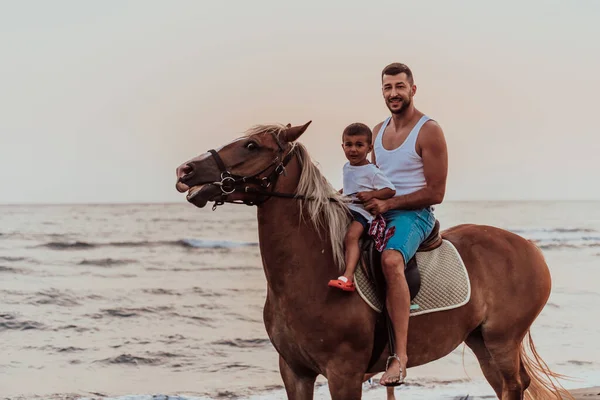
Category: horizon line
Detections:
[{"x1": 0, "y1": 199, "x2": 599, "y2": 206}]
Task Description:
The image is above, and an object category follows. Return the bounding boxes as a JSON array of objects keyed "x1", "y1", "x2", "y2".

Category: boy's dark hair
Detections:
[
  {"x1": 381, "y1": 62, "x2": 414, "y2": 86},
  {"x1": 342, "y1": 122, "x2": 372, "y2": 143}
]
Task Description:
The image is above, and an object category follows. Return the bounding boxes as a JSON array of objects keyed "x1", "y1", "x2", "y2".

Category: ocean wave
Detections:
[
  {"x1": 142, "y1": 288, "x2": 182, "y2": 296},
  {"x1": 0, "y1": 313, "x2": 46, "y2": 331},
  {"x1": 24, "y1": 345, "x2": 86, "y2": 353},
  {"x1": 0, "y1": 256, "x2": 27, "y2": 262},
  {"x1": 178, "y1": 239, "x2": 258, "y2": 249},
  {"x1": 205, "y1": 361, "x2": 254, "y2": 372},
  {"x1": 159, "y1": 334, "x2": 187, "y2": 344},
  {"x1": 511, "y1": 227, "x2": 600, "y2": 250},
  {"x1": 97, "y1": 353, "x2": 161, "y2": 366},
  {"x1": 561, "y1": 360, "x2": 595, "y2": 366},
  {"x1": 39, "y1": 238, "x2": 258, "y2": 250},
  {"x1": 169, "y1": 312, "x2": 214, "y2": 326},
  {"x1": 191, "y1": 287, "x2": 224, "y2": 297},
  {"x1": 535, "y1": 239, "x2": 600, "y2": 250},
  {"x1": 43, "y1": 241, "x2": 95, "y2": 249},
  {"x1": 91, "y1": 306, "x2": 174, "y2": 319},
  {"x1": 0, "y1": 265, "x2": 27, "y2": 274},
  {"x1": 78, "y1": 258, "x2": 137, "y2": 267},
  {"x1": 512, "y1": 227, "x2": 597, "y2": 234},
  {"x1": 54, "y1": 324, "x2": 98, "y2": 333},
  {"x1": 36, "y1": 228, "x2": 599, "y2": 252},
  {"x1": 212, "y1": 338, "x2": 271, "y2": 348},
  {"x1": 27, "y1": 289, "x2": 81, "y2": 307}
]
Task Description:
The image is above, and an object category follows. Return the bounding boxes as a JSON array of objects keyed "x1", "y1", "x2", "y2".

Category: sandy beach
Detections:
[{"x1": 2, "y1": 386, "x2": 599, "y2": 399}]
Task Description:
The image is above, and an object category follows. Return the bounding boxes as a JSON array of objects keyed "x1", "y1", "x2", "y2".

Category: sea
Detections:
[{"x1": 1, "y1": 201, "x2": 599, "y2": 399}]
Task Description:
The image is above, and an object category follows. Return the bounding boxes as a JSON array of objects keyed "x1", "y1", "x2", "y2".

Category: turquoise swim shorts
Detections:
[{"x1": 382, "y1": 207, "x2": 436, "y2": 265}]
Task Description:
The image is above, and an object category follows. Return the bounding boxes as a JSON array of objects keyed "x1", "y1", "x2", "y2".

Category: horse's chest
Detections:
[{"x1": 264, "y1": 301, "x2": 327, "y2": 367}]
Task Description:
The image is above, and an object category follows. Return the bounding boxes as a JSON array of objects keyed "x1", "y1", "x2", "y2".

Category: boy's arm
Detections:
[
  {"x1": 356, "y1": 167, "x2": 395, "y2": 202},
  {"x1": 374, "y1": 187, "x2": 395, "y2": 199},
  {"x1": 356, "y1": 187, "x2": 395, "y2": 202}
]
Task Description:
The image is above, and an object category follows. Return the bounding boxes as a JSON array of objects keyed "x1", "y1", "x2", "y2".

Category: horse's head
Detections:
[{"x1": 175, "y1": 121, "x2": 312, "y2": 208}]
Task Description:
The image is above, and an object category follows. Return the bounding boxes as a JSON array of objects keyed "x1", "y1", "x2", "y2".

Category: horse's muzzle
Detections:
[
  {"x1": 176, "y1": 180, "x2": 190, "y2": 193},
  {"x1": 186, "y1": 183, "x2": 223, "y2": 208}
]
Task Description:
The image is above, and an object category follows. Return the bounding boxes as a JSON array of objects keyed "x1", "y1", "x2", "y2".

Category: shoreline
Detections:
[{"x1": 5, "y1": 387, "x2": 598, "y2": 400}]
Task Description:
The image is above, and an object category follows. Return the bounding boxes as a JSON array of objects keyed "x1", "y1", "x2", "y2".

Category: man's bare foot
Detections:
[{"x1": 380, "y1": 355, "x2": 407, "y2": 387}]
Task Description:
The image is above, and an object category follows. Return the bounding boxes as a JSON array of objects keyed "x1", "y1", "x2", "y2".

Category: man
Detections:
[{"x1": 363, "y1": 63, "x2": 448, "y2": 386}]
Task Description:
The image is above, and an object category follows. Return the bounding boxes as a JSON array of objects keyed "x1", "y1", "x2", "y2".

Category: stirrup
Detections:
[{"x1": 382, "y1": 354, "x2": 405, "y2": 387}]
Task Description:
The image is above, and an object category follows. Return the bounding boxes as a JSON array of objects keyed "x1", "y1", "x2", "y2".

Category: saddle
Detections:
[{"x1": 359, "y1": 219, "x2": 443, "y2": 301}]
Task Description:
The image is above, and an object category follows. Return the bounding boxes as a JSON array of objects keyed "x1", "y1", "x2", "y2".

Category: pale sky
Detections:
[{"x1": 1, "y1": 0, "x2": 599, "y2": 204}]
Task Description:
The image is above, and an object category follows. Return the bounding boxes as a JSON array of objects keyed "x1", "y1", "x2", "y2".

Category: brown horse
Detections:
[{"x1": 175, "y1": 122, "x2": 573, "y2": 400}]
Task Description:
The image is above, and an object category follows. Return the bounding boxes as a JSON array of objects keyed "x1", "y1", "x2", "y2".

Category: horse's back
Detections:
[{"x1": 441, "y1": 223, "x2": 552, "y2": 327}]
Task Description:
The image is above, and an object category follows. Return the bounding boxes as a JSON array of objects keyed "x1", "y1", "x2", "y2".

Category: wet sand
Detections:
[{"x1": 2, "y1": 387, "x2": 599, "y2": 399}]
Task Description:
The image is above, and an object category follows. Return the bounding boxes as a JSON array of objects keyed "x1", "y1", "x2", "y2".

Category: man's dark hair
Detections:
[
  {"x1": 381, "y1": 62, "x2": 414, "y2": 85},
  {"x1": 342, "y1": 122, "x2": 372, "y2": 143}
]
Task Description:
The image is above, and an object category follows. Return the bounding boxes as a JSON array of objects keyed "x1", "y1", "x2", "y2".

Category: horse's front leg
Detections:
[
  {"x1": 364, "y1": 373, "x2": 397, "y2": 400},
  {"x1": 327, "y1": 367, "x2": 365, "y2": 400},
  {"x1": 279, "y1": 355, "x2": 317, "y2": 400}
]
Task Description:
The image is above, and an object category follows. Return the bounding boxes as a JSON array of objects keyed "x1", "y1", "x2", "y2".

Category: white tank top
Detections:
[{"x1": 373, "y1": 115, "x2": 430, "y2": 197}]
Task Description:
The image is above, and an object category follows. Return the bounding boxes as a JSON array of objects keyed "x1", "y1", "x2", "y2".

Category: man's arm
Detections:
[
  {"x1": 371, "y1": 121, "x2": 384, "y2": 165},
  {"x1": 365, "y1": 121, "x2": 448, "y2": 213}
]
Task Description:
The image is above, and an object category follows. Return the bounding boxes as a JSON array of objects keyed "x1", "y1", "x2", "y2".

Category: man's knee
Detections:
[{"x1": 381, "y1": 250, "x2": 406, "y2": 278}]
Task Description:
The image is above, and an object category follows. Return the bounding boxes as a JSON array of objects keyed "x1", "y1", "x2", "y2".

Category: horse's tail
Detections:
[{"x1": 521, "y1": 330, "x2": 574, "y2": 399}]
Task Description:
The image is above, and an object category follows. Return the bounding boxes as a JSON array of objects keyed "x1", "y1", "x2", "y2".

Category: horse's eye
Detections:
[{"x1": 245, "y1": 141, "x2": 259, "y2": 151}]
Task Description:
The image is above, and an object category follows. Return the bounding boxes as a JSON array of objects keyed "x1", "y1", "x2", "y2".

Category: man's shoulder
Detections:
[
  {"x1": 417, "y1": 118, "x2": 447, "y2": 155},
  {"x1": 372, "y1": 119, "x2": 388, "y2": 139},
  {"x1": 420, "y1": 116, "x2": 443, "y2": 132},
  {"x1": 419, "y1": 118, "x2": 445, "y2": 142}
]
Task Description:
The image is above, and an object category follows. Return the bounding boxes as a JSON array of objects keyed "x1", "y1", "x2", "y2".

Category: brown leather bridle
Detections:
[{"x1": 203, "y1": 132, "x2": 304, "y2": 210}]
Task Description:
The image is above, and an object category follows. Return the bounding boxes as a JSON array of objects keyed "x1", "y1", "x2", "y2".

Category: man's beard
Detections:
[{"x1": 387, "y1": 96, "x2": 411, "y2": 115}]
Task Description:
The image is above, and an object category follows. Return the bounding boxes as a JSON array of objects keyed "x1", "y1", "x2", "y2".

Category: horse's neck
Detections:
[
  {"x1": 256, "y1": 162, "x2": 338, "y2": 301},
  {"x1": 257, "y1": 200, "x2": 337, "y2": 298}
]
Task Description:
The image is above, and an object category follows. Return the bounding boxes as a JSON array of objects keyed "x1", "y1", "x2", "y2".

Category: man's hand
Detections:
[
  {"x1": 364, "y1": 198, "x2": 390, "y2": 215},
  {"x1": 356, "y1": 192, "x2": 374, "y2": 202}
]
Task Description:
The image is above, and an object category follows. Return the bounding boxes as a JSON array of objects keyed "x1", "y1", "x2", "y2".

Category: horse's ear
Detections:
[
  {"x1": 282, "y1": 121, "x2": 312, "y2": 143},
  {"x1": 285, "y1": 123, "x2": 292, "y2": 128}
]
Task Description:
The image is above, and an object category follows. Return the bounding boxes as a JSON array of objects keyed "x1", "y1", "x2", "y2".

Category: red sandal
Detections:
[{"x1": 328, "y1": 276, "x2": 355, "y2": 292}]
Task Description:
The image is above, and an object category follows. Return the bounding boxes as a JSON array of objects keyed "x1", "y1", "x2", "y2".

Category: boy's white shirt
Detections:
[{"x1": 342, "y1": 162, "x2": 395, "y2": 222}]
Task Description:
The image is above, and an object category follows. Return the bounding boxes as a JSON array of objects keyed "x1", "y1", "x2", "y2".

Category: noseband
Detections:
[{"x1": 205, "y1": 132, "x2": 303, "y2": 210}]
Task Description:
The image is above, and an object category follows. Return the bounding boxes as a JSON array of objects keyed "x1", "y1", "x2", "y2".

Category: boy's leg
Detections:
[
  {"x1": 328, "y1": 213, "x2": 368, "y2": 291},
  {"x1": 342, "y1": 221, "x2": 365, "y2": 281}
]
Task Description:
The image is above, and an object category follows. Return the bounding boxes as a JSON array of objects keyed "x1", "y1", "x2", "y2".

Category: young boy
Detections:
[{"x1": 328, "y1": 123, "x2": 396, "y2": 292}]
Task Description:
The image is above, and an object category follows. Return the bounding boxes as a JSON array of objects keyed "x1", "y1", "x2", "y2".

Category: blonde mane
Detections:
[
  {"x1": 245, "y1": 124, "x2": 351, "y2": 272},
  {"x1": 294, "y1": 142, "x2": 351, "y2": 272}
]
